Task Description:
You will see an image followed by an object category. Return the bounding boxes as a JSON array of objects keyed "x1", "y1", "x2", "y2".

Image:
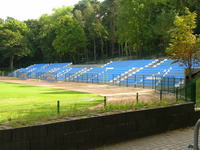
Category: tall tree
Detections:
[
  {"x1": 116, "y1": 0, "x2": 158, "y2": 57},
  {"x1": 53, "y1": 16, "x2": 87, "y2": 63},
  {"x1": 153, "y1": 8, "x2": 176, "y2": 51},
  {"x1": 24, "y1": 19, "x2": 43, "y2": 63},
  {"x1": 38, "y1": 6, "x2": 73, "y2": 62},
  {"x1": 74, "y1": 0, "x2": 107, "y2": 61},
  {"x1": 100, "y1": 0, "x2": 117, "y2": 57},
  {"x1": 0, "y1": 18, "x2": 4, "y2": 25},
  {"x1": 0, "y1": 19, "x2": 30, "y2": 71},
  {"x1": 166, "y1": 8, "x2": 200, "y2": 79}
]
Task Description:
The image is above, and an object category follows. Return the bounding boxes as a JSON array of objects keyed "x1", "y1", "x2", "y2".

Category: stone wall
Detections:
[{"x1": 0, "y1": 103, "x2": 197, "y2": 150}]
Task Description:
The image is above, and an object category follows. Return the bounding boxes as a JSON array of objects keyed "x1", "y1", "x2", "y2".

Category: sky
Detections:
[{"x1": 0, "y1": 0, "x2": 102, "y2": 21}]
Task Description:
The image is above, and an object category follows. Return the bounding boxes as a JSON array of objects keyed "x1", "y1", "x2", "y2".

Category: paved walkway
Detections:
[{"x1": 95, "y1": 127, "x2": 195, "y2": 150}]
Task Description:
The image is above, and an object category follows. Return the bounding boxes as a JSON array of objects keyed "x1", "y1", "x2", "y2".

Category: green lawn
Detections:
[{"x1": 0, "y1": 82, "x2": 102, "y2": 124}]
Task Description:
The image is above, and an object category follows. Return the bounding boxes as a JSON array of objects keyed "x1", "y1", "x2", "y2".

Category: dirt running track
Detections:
[{"x1": 0, "y1": 77, "x2": 160, "y2": 105}]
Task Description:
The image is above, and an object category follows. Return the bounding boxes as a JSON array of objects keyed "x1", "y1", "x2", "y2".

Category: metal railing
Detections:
[
  {"x1": 188, "y1": 119, "x2": 200, "y2": 150},
  {"x1": 15, "y1": 72, "x2": 196, "y2": 103}
]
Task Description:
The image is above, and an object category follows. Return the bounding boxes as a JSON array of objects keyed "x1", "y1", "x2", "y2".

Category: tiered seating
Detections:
[
  {"x1": 26, "y1": 64, "x2": 49, "y2": 78},
  {"x1": 75, "y1": 59, "x2": 157, "y2": 83},
  {"x1": 64, "y1": 68, "x2": 85, "y2": 80},
  {"x1": 74, "y1": 68, "x2": 105, "y2": 82},
  {"x1": 119, "y1": 59, "x2": 186, "y2": 87},
  {"x1": 12, "y1": 59, "x2": 199, "y2": 87},
  {"x1": 15, "y1": 63, "x2": 72, "y2": 79},
  {"x1": 104, "y1": 59, "x2": 156, "y2": 68}
]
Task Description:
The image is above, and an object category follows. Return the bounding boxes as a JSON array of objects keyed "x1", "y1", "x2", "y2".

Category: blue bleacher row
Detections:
[{"x1": 10, "y1": 59, "x2": 199, "y2": 87}]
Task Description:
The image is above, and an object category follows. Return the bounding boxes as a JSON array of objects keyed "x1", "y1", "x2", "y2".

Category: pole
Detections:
[
  {"x1": 136, "y1": 93, "x2": 139, "y2": 103},
  {"x1": 104, "y1": 96, "x2": 107, "y2": 107},
  {"x1": 160, "y1": 90, "x2": 162, "y2": 101},
  {"x1": 57, "y1": 101, "x2": 60, "y2": 115},
  {"x1": 176, "y1": 88, "x2": 178, "y2": 102}
]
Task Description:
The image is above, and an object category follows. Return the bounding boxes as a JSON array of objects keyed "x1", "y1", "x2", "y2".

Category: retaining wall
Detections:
[{"x1": 0, "y1": 103, "x2": 197, "y2": 150}]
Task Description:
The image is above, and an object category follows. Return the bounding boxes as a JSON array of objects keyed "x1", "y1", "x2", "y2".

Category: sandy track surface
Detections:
[{"x1": 0, "y1": 77, "x2": 159, "y2": 105}]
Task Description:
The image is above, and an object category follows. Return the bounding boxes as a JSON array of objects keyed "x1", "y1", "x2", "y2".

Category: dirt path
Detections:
[{"x1": 0, "y1": 77, "x2": 159, "y2": 105}]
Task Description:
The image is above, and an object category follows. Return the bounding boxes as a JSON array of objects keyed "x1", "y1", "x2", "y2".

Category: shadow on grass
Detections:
[
  {"x1": 1, "y1": 82, "x2": 38, "y2": 88},
  {"x1": 41, "y1": 91, "x2": 89, "y2": 95}
]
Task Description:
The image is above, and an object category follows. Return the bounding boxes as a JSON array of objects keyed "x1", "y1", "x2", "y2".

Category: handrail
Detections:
[
  {"x1": 194, "y1": 119, "x2": 200, "y2": 150},
  {"x1": 188, "y1": 119, "x2": 200, "y2": 150}
]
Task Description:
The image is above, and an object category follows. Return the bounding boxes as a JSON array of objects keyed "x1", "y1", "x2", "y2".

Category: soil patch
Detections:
[{"x1": 0, "y1": 77, "x2": 161, "y2": 105}]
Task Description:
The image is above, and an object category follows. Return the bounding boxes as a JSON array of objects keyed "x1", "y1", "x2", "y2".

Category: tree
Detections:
[
  {"x1": 24, "y1": 19, "x2": 43, "y2": 63},
  {"x1": 100, "y1": 0, "x2": 117, "y2": 57},
  {"x1": 0, "y1": 20, "x2": 30, "y2": 71},
  {"x1": 166, "y1": 8, "x2": 200, "y2": 79},
  {"x1": 0, "y1": 29, "x2": 29, "y2": 71},
  {"x1": 53, "y1": 16, "x2": 87, "y2": 63},
  {"x1": 38, "y1": 6, "x2": 73, "y2": 62},
  {"x1": 0, "y1": 18, "x2": 4, "y2": 25},
  {"x1": 116, "y1": 0, "x2": 159, "y2": 57},
  {"x1": 153, "y1": 9, "x2": 176, "y2": 52},
  {"x1": 73, "y1": 0, "x2": 107, "y2": 61},
  {"x1": 0, "y1": 19, "x2": 30, "y2": 71}
]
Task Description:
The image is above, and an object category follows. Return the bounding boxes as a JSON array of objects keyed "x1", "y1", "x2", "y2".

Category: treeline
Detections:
[{"x1": 0, "y1": 0, "x2": 199, "y2": 70}]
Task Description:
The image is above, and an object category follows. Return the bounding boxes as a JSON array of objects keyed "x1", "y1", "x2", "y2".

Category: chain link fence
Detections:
[{"x1": 15, "y1": 72, "x2": 197, "y2": 103}]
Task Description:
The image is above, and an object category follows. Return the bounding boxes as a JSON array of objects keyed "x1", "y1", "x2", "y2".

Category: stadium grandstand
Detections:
[{"x1": 10, "y1": 58, "x2": 200, "y2": 88}]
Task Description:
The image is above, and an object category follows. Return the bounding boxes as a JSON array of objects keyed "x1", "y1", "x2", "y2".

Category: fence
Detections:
[
  {"x1": 16, "y1": 72, "x2": 197, "y2": 103},
  {"x1": 0, "y1": 71, "x2": 10, "y2": 76}
]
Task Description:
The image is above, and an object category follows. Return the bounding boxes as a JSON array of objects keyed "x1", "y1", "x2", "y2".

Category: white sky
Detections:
[{"x1": 0, "y1": 0, "x2": 103, "y2": 21}]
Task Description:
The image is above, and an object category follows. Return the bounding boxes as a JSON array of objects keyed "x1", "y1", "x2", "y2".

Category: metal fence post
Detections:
[
  {"x1": 160, "y1": 90, "x2": 162, "y2": 101},
  {"x1": 143, "y1": 75, "x2": 145, "y2": 88},
  {"x1": 173, "y1": 77, "x2": 175, "y2": 96},
  {"x1": 168, "y1": 77, "x2": 170, "y2": 93},
  {"x1": 119, "y1": 75, "x2": 121, "y2": 86},
  {"x1": 126, "y1": 74, "x2": 128, "y2": 87},
  {"x1": 185, "y1": 79, "x2": 188, "y2": 102},
  {"x1": 152, "y1": 75, "x2": 154, "y2": 89},
  {"x1": 87, "y1": 73, "x2": 89, "y2": 83},
  {"x1": 176, "y1": 87, "x2": 178, "y2": 102},
  {"x1": 155, "y1": 76, "x2": 157, "y2": 91},
  {"x1": 112, "y1": 74, "x2": 114, "y2": 85},
  {"x1": 104, "y1": 96, "x2": 107, "y2": 107},
  {"x1": 136, "y1": 93, "x2": 139, "y2": 103},
  {"x1": 134, "y1": 75, "x2": 136, "y2": 88},
  {"x1": 97, "y1": 74, "x2": 99, "y2": 84},
  {"x1": 57, "y1": 101, "x2": 60, "y2": 115},
  {"x1": 192, "y1": 82, "x2": 196, "y2": 103}
]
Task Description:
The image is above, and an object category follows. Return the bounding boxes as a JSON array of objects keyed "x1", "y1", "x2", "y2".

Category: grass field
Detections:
[{"x1": 0, "y1": 81, "x2": 102, "y2": 124}]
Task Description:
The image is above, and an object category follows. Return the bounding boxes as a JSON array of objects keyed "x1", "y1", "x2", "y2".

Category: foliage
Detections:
[
  {"x1": 53, "y1": 16, "x2": 88, "y2": 62},
  {"x1": 102, "y1": 101, "x2": 169, "y2": 111},
  {"x1": 0, "y1": 0, "x2": 200, "y2": 68},
  {"x1": 195, "y1": 77, "x2": 200, "y2": 104},
  {"x1": 166, "y1": 7, "x2": 200, "y2": 79},
  {"x1": 0, "y1": 20, "x2": 30, "y2": 70}
]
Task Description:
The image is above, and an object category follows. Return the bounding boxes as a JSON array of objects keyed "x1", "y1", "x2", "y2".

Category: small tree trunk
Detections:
[
  {"x1": 100, "y1": 37, "x2": 104, "y2": 58},
  {"x1": 121, "y1": 44, "x2": 124, "y2": 58},
  {"x1": 188, "y1": 67, "x2": 192, "y2": 80},
  {"x1": 93, "y1": 37, "x2": 96, "y2": 61},
  {"x1": 10, "y1": 55, "x2": 14, "y2": 71}
]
